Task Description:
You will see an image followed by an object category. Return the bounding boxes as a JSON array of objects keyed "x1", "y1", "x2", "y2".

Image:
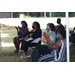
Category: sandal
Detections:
[
  {"x1": 20, "y1": 54, "x2": 26, "y2": 59},
  {"x1": 20, "y1": 54, "x2": 31, "y2": 59}
]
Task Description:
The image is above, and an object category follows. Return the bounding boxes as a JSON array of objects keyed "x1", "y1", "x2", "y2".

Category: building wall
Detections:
[{"x1": 0, "y1": 12, "x2": 11, "y2": 18}]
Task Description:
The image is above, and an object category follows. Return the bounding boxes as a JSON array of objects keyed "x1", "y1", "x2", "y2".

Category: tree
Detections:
[
  {"x1": 26, "y1": 12, "x2": 29, "y2": 16},
  {"x1": 13, "y1": 12, "x2": 75, "y2": 18},
  {"x1": 44, "y1": 12, "x2": 46, "y2": 18}
]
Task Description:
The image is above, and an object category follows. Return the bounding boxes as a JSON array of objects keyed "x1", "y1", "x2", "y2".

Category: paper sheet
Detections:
[
  {"x1": 26, "y1": 38, "x2": 33, "y2": 41},
  {"x1": 31, "y1": 38, "x2": 41, "y2": 43}
]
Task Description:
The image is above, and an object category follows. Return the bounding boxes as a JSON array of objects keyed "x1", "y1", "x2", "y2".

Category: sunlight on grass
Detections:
[
  {"x1": 2, "y1": 42, "x2": 14, "y2": 47},
  {"x1": 1, "y1": 33, "x2": 17, "y2": 37},
  {"x1": 1, "y1": 34, "x2": 9, "y2": 37}
]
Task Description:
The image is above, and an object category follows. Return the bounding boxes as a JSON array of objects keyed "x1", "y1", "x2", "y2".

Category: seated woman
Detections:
[
  {"x1": 20, "y1": 21, "x2": 42, "y2": 59},
  {"x1": 32, "y1": 23, "x2": 56, "y2": 61},
  {"x1": 32, "y1": 29, "x2": 66, "y2": 62},
  {"x1": 13, "y1": 21, "x2": 28, "y2": 53}
]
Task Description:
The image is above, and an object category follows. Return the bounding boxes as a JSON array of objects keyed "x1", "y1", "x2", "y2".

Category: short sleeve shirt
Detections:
[{"x1": 44, "y1": 31, "x2": 56, "y2": 46}]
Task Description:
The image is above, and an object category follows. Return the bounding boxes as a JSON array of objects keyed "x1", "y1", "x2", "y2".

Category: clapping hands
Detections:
[
  {"x1": 15, "y1": 26, "x2": 18, "y2": 30},
  {"x1": 15, "y1": 26, "x2": 21, "y2": 30},
  {"x1": 43, "y1": 32, "x2": 49, "y2": 39},
  {"x1": 40, "y1": 32, "x2": 49, "y2": 42},
  {"x1": 18, "y1": 26, "x2": 21, "y2": 30}
]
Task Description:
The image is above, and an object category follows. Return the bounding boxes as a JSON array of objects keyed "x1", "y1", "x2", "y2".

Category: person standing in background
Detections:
[
  {"x1": 55, "y1": 18, "x2": 64, "y2": 34},
  {"x1": 55, "y1": 18, "x2": 65, "y2": 40}
]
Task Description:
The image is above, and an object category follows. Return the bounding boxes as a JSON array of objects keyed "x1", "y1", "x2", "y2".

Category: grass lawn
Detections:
[{"x1": 0, "y1": 24, "x2": 75, "y2": 62}]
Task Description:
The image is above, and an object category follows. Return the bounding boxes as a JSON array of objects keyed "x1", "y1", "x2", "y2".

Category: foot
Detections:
[
  {"x1": 20, "y1": 54, "x2": 31, "y2": 59},
  {"x1": 14, "y1": 49, "x2": 19, "y2": 53},
  {"x1": 20, "y1": 54, "x2": 26, "y2": 59},
  {"x1": 24, "y1": 55, "x2": 31, "y2": 58}
]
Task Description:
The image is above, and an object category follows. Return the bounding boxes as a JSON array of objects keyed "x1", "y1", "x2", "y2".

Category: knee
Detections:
[
  {"x1": 13, "y1": 37, "x2": 15, "y2": 42},
  {"x1": 13, "y1": 37, "x2": 17, "y2": 42}
]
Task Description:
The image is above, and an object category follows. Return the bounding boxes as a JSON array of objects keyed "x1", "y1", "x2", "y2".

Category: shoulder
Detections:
[
  {"x1": 51, "y1": 31, "x2": 56, "y2": 35},
  {"x1": 55, "y1": 40, "x2": 62, "y2": 47},
  {"x1": 52, "y1": 31, "x2": 56, "y2": 34},
  {"x1": 49, "y1": 31, "x2": 56, "y2": 38},
  {"x1": 58, "y1": 24, "x2": 64, "y2": 29},
  {"x1": 37, "y1": 28, "x2": 42, "y2": 32},
  {"x1": 60, "y1": 24, "x2": 64, "y2": 27}
]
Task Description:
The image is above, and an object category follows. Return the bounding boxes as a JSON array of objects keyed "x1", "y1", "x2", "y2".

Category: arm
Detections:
[
  {"x1": 15, "y1": 26, "x2": 20, "y2": 36},
  {"x1": 20, "y1": 28, "x2": 28, "y2": 35},
  {"x1": 24, "y1": 36, "x2": 29, "y2": 41},
  {"x1": 41, "y1": 33, "x2": 54, "y2": 43},
  {"x1": 43, "y1": 32, "x2": 62, "y2": 49},
  {"x1": 40, "y1": 38, "x2": 47, "y2": 42},
  {"x1": 18, "y1": 26, "x2": 28, "y2": 35}
]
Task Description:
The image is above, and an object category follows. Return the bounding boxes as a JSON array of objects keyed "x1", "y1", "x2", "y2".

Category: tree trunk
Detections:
[
  {"x1": 0, "y1": 24, "x2": 2, "y2": 50},
  {"x1": 44, "y1": 12, "x2": 46, "y2": 18},
  {"x1": 27, "y1": 12, "x2": 29, "y2": 16}
]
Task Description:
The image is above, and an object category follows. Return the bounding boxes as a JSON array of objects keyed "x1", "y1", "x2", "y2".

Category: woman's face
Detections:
[
  {"x1": 47, "y1": 25, "x2": 51, "y2": 30},
  {"x1": 21, "y1": 23, "x2": 25, "y2": 26},
  {"x1": 32, "y1": 23, "x2": 37, "y2": 29},
  {"x1": 47, "y1": 25, "x2": 49, "y2": 28},
  {"x1": 57, "y1": 31, "x2": 62, "y2": 38},
  {"x1": 46, "y1": 25, "x2": 51, "y2": 32}
]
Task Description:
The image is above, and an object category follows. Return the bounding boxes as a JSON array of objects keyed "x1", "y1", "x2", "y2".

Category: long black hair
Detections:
[
  {"x1": 58, "y1": 29, "x2": 66, "y2": 39},
  {"x1": 21, "y1": 21, "x2": 28, "y2": 27},
  {"x1": 34, "y1": 21, "x2": 40, "y2": 29}
]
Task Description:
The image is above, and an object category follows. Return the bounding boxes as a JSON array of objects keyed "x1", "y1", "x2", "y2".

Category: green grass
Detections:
[
  {"x1": 69, "y1": 28, "x2": 73, "y2": 30},
  {"x1": 23, "y1": 16, "x2": 75, "y2": 18},
  {"x1": 1, "y1": 31, "x2": 16, "y2": 43},
  {"x1": 0, "y1": 24, "x2": 75, "y2": 62},
  {"x1": 0, "y1": 49, "x2": 31, "y2": 62}
]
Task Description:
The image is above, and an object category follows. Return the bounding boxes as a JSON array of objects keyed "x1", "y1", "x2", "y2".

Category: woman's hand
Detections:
[
  {"x1": 24, "y1": 36, "x2": 29, "y2": 41},
  {"x1": 43, "y1": 32, "x2": 49, "y2": 39},
  {"x1": 40, "y1": 38, "x2": 45, "y2": 41},
  {"x1": 41, "y1": 35, "x2": 45, "y2": 39},
  {"x1": 29, "y1": 34, "x2": 33, "y2": 37},
  {"x1": 15, "y1": 26, "x2": 18, "y2": 30},
  {"x1": 40, "y1": 35, "x2": 45, "y2": 41},
  {"x1": 18, "y1": 26, "x2": 21, "y2": 30}
]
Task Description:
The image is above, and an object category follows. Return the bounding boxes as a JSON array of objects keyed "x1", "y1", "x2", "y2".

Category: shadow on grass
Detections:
[{"x1": 0, "y1": 46, "x2": 32, "y2": 62}]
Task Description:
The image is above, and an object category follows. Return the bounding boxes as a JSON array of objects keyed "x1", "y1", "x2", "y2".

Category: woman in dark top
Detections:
[
  {"x1": 13, "y1": 21, "x2": 28, "y2": 53},
  {"x1": 20, "y1": 21, "x2": 42, "y2": 59}
]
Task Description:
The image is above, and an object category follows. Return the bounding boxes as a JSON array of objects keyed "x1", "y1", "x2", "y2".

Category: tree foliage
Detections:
[{"x1": 13, "y1": 12, "x2": 75, "y2": 18}]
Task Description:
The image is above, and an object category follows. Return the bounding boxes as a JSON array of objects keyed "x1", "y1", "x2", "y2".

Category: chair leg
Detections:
[{"x1": 28, "y1": 47, "x2": 35, "y2": 55}]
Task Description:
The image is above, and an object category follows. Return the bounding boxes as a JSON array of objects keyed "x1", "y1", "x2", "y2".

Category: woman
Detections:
[
  {"x1": 13, "y1": 21, "x2": 28, "y2": 53},
  {"x1": 32, "y1": 23, "x2": 56, "y2": 61},
  {"x1": 32, "y1": 29, "x2": 66, "y2": 62},
  {"x1": 20, "y1": 21, "x2": 42, "y2": 59}
]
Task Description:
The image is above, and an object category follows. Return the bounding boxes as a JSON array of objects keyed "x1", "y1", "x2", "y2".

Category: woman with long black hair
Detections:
[
  {"x1": 13, "y1": 21, "x2": 28, "y2": 53},
  {"x1": 20, "y1": 21, "x2": 42, "y2": 59}
]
